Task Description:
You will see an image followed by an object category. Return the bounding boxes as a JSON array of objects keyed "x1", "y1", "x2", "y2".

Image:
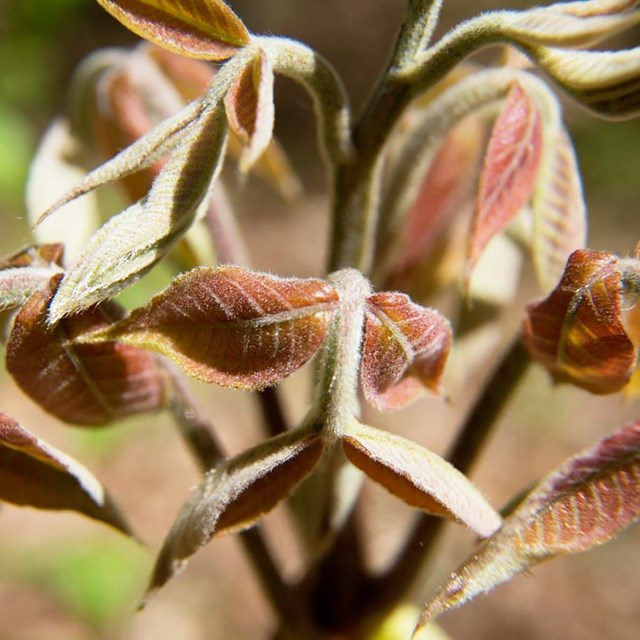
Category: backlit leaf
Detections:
[
  {"x1": 467, "y1": 82, "x2": 543, "y2": 277},
  {"x1": 96, "y1": 0, "x2": 250, "y2": 61},
  {"x1": 361, "y1": 292, "x2": 451, "y2": 411},
  {"x1": 532, "y1": 127, "x2": 587, "y2": 292},
  {"x1": 0, "y1": 413, "x2": 133, "y2": 534},
  {"x1": 146, "y1": 427, "x2": 323, "y2": 597},
  {"x1": 6, "y1": 276, "x2": 166, "y2": 426},
  {"x1": 79, "y1": 266, "x2": 340, "y2": 389},
  {"x1": 342, "y1": 421, "x2": 502, "y2": 538},
  {"x1": 523, "y1": 249, "x2": 636, "y2": 393},
  {"x1": 416, "y1": 418, "x2": 640, "y2": 628}
]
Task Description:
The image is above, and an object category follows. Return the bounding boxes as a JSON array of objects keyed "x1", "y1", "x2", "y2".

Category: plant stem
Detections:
[
  {"x1": 358, "y1": 335, "x2": 531, "y2": 623},
  {"x1": 257, "y1": 387, "x2": 290, "y2": 438}
]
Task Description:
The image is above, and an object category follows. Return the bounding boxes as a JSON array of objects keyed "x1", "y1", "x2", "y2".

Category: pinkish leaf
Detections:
[
  {"x1": 96, "y1": 0, "x2": 250, "y2": 61},
  {"x1": 467, "y1": 82, "x2": 543, "y2": 278},
  {"x1": 416, "y1": 418, "x2": 640, "y2": 628},
  {"x1": 342, "y1": 421, "x2": 501, "y2": 538},
  {"x1": 80, "y1": 266, "x2": 340, "y2": 389},
  {"x1": 523, "y1": 249, "x2": 636, "y2": 394},
  {"x1": 0, "y1": 412, "x2": 133, "y2": 534},
  {"x1": 6, "y1": 276, "x2": 167, "y2": 426},
  {"x1": 361, "y1": 292, "x2": 451, "y2": 411}
]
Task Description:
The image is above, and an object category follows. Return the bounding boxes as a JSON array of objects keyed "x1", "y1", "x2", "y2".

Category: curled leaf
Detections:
[
  {"x1": 416, "y1": 418, "x2": 640, "y2": 628},
  {"x1": 0, "y1": 412, "x2": 133, "y2": 534},
  {"x1": 147, "y1": 427, "x2": 323, "y2": 597},
  {"x1": 342, "y1": 421, "x2": 502, "y2": 538},
  {"x1": 361, "y1": 292, "x2": 451, "y2": 411},
  {"x1": 96, "y1": 0, "x2": 250, "y2": 61},
  {"x1": 6, "y1": 276, "x2": 166, "y2": 426},
  {"x1": 523, "y1": 249, "x2": 636, "y2": 394},
  {"x1": 78, "y1": 266, "x2": 340, "y2": 389}
]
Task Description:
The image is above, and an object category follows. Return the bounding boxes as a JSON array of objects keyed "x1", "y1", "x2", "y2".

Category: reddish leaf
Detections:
[
  {"x1": 96, "y1": 0, "x2": 250, "y2": 61},
  {"x1": 468, "y1": 82, "x2": 543, "y2": 277},
  {"x1": 80, "y1": 266, "x2": 340, "y2": 389},
  {"x1": 417, "y1": 418, "x2": 640, "y2": 628},
  {"x1": 0, "y1": 413, "x2": 133, "y2": 534},
  {"x1": 523, "y1": 249, "x2": 636, "y2": 394},
  {"x1": 6, "y1": 276, "x2": 166, "y2": 426},
  {"x1": 361, "y1": 292, "x2": 451, "y2": 411}
]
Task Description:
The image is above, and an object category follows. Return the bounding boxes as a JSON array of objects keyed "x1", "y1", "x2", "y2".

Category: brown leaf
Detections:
[
  {"x1": 0, "y1": 412, "x2": 133, "y2": 534},
  {"x1": 6, "y1": 276, "x2": 166, "y2": 426},
  {"x1": 361, "y1": 292, "x2": 452, "y2": 411},
  {"x1": 523, "y1": 249, "x2": 636, "y2": 393},
  {"x1": 467, "y1": 82, "x2": 543, "y2": 278},
  {"x1": 342, "y1": 421, "x2": 501, "y2": 538},
  {"x1": 96, "y1": 0, "x2": 250, "y2": 61},
  {"x1": 79, "y1": 266, "x2": 340, "y2": 389},
  {"x1": 416, "y1": 418, "x2": 640, "y2": 628},
  {"x1": 146, "y1": 427, "x2": 323, "y2": 598}
]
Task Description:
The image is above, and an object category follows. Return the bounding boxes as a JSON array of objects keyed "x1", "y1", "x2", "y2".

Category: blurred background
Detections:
[{"x1": 1, "y1": 1, "x2": 639, "y2": 639}]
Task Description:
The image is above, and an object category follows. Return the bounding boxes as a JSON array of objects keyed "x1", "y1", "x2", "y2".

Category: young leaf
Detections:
[
  {"x1": 78, "y1": 266, "x2": 340, "y2": 389},
  {"x1": 416, "y1": 418, "x2": 640, "y2": 629},
  {"x1": 48, "y1": 103, "x2": 228, "y2": 322},
  {"x1": 96, "y1": 0, "x2": 250, "y2": 61},
  {"x1": 361, "y1": 292, "x2": 452, "y2": 411},
  {"x1": 342, "y1": 421, "x2": 502, "y2": 538},
  {"x1": 224, "y1": 49, "x2": 275, "y2": 172},
  {"x1": 0, "y1": 412, "x2": 133, "y2": 535},
  {"x1": 467, "y1": 82, "x2": 543, "y2": 278},
  {"x1": 523, "y1": 249, "x2": 636, "y2": 394},
  {"x1": 6, "y1": 276, "x2": 166, "y2": 426},
  {"x1": 532, "y1": 127, "x2": 587, "y2": 292},
  {"x1": 146, "y1": 427, "x2": 323, "y2": 597}
]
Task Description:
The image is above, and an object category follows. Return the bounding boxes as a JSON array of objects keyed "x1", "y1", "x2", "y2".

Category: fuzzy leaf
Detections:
[
  {"x1": 468, "y1": 82, "x2": 543, "y2": 277},
  {"x1": 342, "y1": 421, "x2": 502, "y2": 538},
  {"x1": 532, "y1": 127, "x2": 587, "y2": 292},
  {"x1": 416, "y1": 418, "x2": 640, "y2": 628},
  {"x1": 361, "y1": 293, "x2": 451, "y2": 411},
  {"x1": 523, "y1": 249, "x2": 636, "y2": 394},
  {"x1": 79, "y1": 266, "x2": 340, "y2": 389},
  {"x1": 49, "y1": 103, "x2": 228, "y2": 322},
  {"x1": 96, "y1": 0, "x2": 250, "y2": 61},
  {"x1": 146, "y1": 427, "x2": 323, "y2": 597},
  {"x1": 0, "y1": 413, "x2": 133, "y2": 534},
  {"x1": 224, "y1": 49, "x2": 275, "y2": 172},
  {"x1": 6, "y1": 276, "x2": 166, "y2": 426}
]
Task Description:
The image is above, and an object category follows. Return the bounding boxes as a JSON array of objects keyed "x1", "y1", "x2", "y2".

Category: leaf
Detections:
[
  {"x1": 532, "y1": 127, "x2": 587, "y2": 292},
  {"x1": 467, "y1": 82, "x2": 543, "y2": 278},
  {"x1": 146, "y1": 427, "x2": 323, "y2": 598},
  {"x1": 342, "y1": 421, "x2": 502, "y2": 538},
  {"x1": 96, "y1": 0, "x2": 250, "y2": 61},
  {"x1": 6, "y1": 276, "x2": 166, "y2": 426},
  {"x1": 224, "y1": 49, "x2": 275, "y2": 172},
  {"x1": 361, "y1": 292, "x2": 452, "y2": 411},
  {"x1": 523, "y1": 249, "x2": 636, "y2": 394},
  {"x1": 79, "y1": 266, "x2": 340, "y2": 389},
  {"x1": 0, "y1": 413, "x2": 133, "y2": 534},
  {"x1": 416, "y1": 418, "x2": 640, "y2": 628},
  {"x1": 48, "y1": 102, "x2": 228, "y2": 322}
]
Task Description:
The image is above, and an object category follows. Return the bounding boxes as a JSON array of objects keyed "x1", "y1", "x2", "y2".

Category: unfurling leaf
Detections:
[
  {"x1": 0, "y1": 412, "x2": 133, "y2": 534},
  {"x1": 6, "y1": 276, "x2": 166, "y2": 426},
  {"x1": 146, "y1": 427, "x2": 323, "y2": 597},
  {"x1": 96, "y1": 0, "x2": 250, "y2": 61},
  {"x1": 79, "y1": 266, "x2": 340, "y2": 389},
  {"x1": 361, "y1": 292, "x2": 451, "y2": 411},
  {"x1": 342, "y1": 421, "x2": 501, "y2": 538},
  {"x1": 531, "y1": 127, "x2": 587, "y2": 292},
  {"x1": 48, "y1": 103, "x2": 228, "y2": 322},
  {"x1": 467, "y1": 82, "x2": 543, "y2": 278},
  {"x1": 523, "y1": 249, "x2": 636, "y2": 394},
  {"x1": 416, "y1": 418, "x2": 640, "y2": 629}
]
